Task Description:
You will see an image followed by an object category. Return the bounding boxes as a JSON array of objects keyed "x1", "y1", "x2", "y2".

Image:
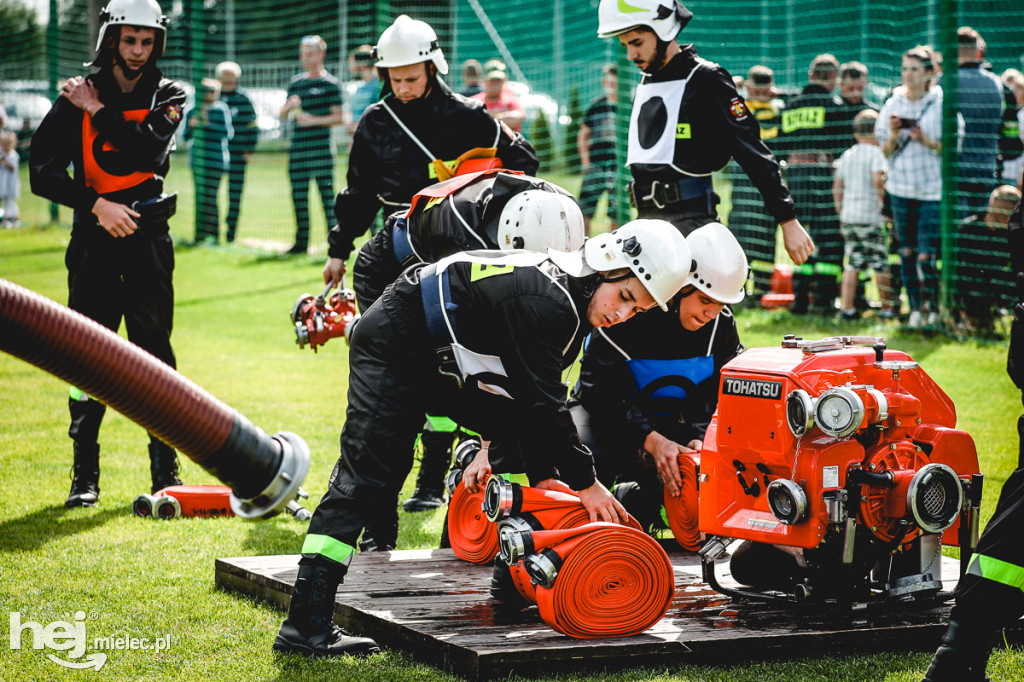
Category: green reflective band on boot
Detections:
[
  {"x1": 302, "y1": 534, "x2": 356, "y2": 566},
  {"x1": 795, "y1": 263, "x2": 816, "y2": 275},
  {"x1": 69, "y1": 386, "x2": 88, "y2": 401},
  {"x1": 968, "y1": 553, "x2": 1024, "y2": 591},
  {"x1": 425, "y1": 414, "x2": 458, "y2": 433}
]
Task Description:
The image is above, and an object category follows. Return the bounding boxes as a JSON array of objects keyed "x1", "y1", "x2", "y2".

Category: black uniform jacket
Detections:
[
  {"x1": 409, "y1": 252, "x2": 597, "y2": 490},
  {"x1": 573, "y1": 304, "x2": 742, "y2": 452},
  {"x1": 775, "y1": 83, "x2": 848, "y2": 161},
  {"x1": 632, "y1": 45, "x2": 796, "y2": 224},
  {"x1": 356, "y1": 171, "x2": 573, "y2": 310},
  {"x1": 30, "y1": 67, "x2": 185, "y2": 236},
  {"x1": 329, "y1": 78, "x2": 539, "y2": 261}
]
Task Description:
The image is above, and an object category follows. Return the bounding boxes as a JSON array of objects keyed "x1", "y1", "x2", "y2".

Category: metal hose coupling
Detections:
[
  {"x1": 497, "y1": 516, "x2": 537, "y2": 565},
  {"x1": 483, "y1": 474, "x2": 522, "y2": 522},
  {"x1": 230, "y1": 431, "x2": 310, "y2": 519}
]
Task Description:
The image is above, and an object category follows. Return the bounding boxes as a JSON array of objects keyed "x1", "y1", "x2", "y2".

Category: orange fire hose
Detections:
[
  {"x1": 447, "y1": 480, "x2": 498, "y2": 564},
  {"x1": 527, "y1": 523, "x2": 675, "y2": 638},
  {"x1": 663, "y1": 452, "x2": 702, "y2": 551}
]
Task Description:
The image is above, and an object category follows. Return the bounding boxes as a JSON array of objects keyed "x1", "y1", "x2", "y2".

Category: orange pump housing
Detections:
[{"x1": 698, "y1": 340, "x2": 980, "y2": 550}]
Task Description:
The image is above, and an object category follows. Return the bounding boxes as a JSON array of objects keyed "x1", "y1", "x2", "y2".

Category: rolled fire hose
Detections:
[
  {"x1": 517, "y1": 522, "x2": 675, "y2": 638},
  {"x1": 663, "y1": 452, "x2": 702, "y2": 551},
  {"x1": 0, "y1": 278, "x2": 308, "y2": 519},
  {"x1": 483, "y1": 475, "x2": 644, "y2": 530},
  {"x1": 447, "y1": 479, "x2": 498, "y2": 563}
]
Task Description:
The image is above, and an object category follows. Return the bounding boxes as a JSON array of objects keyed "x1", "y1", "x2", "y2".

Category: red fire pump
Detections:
[
  {"x1": 290, "y1": 284, "x2": 358, "y2": 352},
  {"x1": 693, "y1": 335, "x2": 983, "y2": 606}
]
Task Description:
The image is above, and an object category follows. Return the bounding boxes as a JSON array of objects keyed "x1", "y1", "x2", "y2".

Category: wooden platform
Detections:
[{"x1": 215, "y1": 549, "x2": 1023, "y2": 680}]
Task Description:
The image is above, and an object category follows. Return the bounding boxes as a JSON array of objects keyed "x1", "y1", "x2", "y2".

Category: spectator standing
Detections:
[
  {"x1": 577, "y1": 64, "x2": 619, "y2": 235},
  {"x1": 955, "y1": 27, "x2": 1004, "y2": 219},
  {"x1": 279, "y1": 34, "x2": 344, "y2": 255},
  {"x1": 1000, "y1": 69, "x2": 1024, "y2": 187},
  {"x1": 472, "y1": 59, "x2": 525, "y2": 133},
  {"x1": 833, "y1": 109, "x2": 890, "y2": 319},
  {"x1": 0, "y1": 131, "x2": 19, "y2": 227},
  {"x1": 0, "y1": 94, "x2": 6, "y2": 132},
  {"x1": 184, "y1": 78, "x2": 232, "y2": 244},
  {"x1": 459, "y1": 59, "x2": 483, "y2": 97},
  {"x1": 777, "y1": 53, "x2": 848, "y2": 315},
  {"x1": 837, "y1": 61, "x2": 879, "y2": 146},
  {"x1": 726, "y1": 64, "x2": 785, "y2": 298},
  {"x1": 595, "y1": 0, "x2": 813, "y2": 267},
  {"x1": 346, "y1": 45, "x2": 378, "y2": 131},
  {"x1": 875, "y1": 46, "x2": 959, "y2": 329},
  {"x1": 216, "y1": 61, "x2": 257, "y2": 244},
  {"x1": 29, "y1": 0, "x2": 185, "y2": 507}
]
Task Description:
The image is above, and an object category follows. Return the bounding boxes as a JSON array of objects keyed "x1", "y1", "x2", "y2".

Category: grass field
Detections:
[{"x1": 1, "y1": 159, "x2": 1022, "y2": 681}]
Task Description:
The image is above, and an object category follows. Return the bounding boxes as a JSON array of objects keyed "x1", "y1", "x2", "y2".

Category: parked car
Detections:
[{"x1": 2, "y1": 90, "x2": 51, "y2": 137}]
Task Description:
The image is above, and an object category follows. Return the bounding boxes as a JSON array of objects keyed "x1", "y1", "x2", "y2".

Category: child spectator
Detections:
[
  {"x1": 0, "y1": 131, "x2": 20, "y2": 227},
  {"x1": 833, "y1": 109, "x2": 890, "y2": 319}
]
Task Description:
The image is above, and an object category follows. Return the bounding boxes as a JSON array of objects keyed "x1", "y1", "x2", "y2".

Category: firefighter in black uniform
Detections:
[
  {"x1": 349, "y1": 169, "x2": 584, "y2": 312},
  {"x1": 596, "y1": 0, "x2": 814, "y2": 269},
  {"x1": 348, "y1": 169, "x2": 585, "y2": 536},
  {"x1": 273, "y1": 220, "x2": 693, "y2": 657},
  {"x1": 570, "y1": 222, "x2": 746, "y2": 529},
  {"x1": 727, "y1": 65, "x2": 785, "y2": 299},
  {"x1": 323, "y1": 15, "x2": 538, "y2": 516},
  {"x1": 30, "y1": 0, "x2": 185, "y2": 508},
  {"x1": 776, "y1": 54, "x2": 849, "y2": 315},
  {"x1": 923, "y1": 197, "x2": 1024, "y2": 682}
]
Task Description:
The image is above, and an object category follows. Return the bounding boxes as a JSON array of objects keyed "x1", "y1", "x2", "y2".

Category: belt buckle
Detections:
[{"x1": 641, "y1": 181, "x2": 665, "y2": 210}]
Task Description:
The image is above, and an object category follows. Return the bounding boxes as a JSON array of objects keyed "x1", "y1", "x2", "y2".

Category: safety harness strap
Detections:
[{"x1": 391, "y1": 217, "x2": 418, "y2": 267}]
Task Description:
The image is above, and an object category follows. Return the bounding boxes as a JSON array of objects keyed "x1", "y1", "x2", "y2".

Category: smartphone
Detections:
[{"x1": 898, "y1": 117, "x2": 918, "y2": 129}]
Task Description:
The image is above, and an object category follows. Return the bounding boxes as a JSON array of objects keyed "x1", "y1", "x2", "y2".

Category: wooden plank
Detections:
[{"x1": 215, "y1": 549, "x2": 1024, "y2": 680}]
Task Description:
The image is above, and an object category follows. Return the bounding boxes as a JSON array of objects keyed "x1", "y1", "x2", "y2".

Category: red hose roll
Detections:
[
  {"x1": 530, "y1": 523, "x2": 675, "y2": 638},
  {"x1": 447, "y1": 481, "x2": 498, "y2": 563},
  {"x1": 664, "y1": 452, "x2": 702, "y2": 551}
]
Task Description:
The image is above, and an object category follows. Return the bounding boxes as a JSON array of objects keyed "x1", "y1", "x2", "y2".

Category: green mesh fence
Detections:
[{"x1": 2, "y1": 0, "x2": 1022, "y2": 329}]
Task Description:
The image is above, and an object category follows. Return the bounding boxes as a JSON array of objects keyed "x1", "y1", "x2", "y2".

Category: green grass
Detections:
[{"x1": 2, "y1": 169, "x2": 1023, "y2": 681}]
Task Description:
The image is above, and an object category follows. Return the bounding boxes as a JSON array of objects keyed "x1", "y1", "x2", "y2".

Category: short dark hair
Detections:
[
  {"x1": 957, "y1": 26, "x2": 981, "y2": 49},
  {"x1": 810, "y1": 53, "x2": 839, "y2": 81},
  {"x1": 352, "y1": 44, "x2": 373, "y2": 66},
  {"x1": 853, "y1": 109, "x2": 877, "y2": 137},
  {"x1": 748, "y1": 65, "x2": 773, "y2": 86},
  {"x1": 603, "y1": 63, "x2": 617, "y2": 78},
  {"x1": 840, "y1": 61, "x2": 867, "y2": 81}
]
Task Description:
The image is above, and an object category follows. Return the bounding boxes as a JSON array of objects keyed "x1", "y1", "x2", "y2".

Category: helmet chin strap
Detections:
[{"x1": 114, "y1": 52, "x2": 148, "y2": 81}]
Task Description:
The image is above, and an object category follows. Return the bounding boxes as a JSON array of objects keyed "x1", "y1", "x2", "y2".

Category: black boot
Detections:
[
  {"x1": 149, "y1": 440, "x2": 182, "y2": 493},
  {"x1": 403, "y1": 430, "x2": 454, "y2": 512},
  {"x1": 65, "y1": 443, "x2": 100, "y2": 508},
  {"x1": 274, "y1": 562, "x2": 380, "y2": 657},
  {"x1": 923, "y1": 620, "x2": 992, "y2": 682},
  {"x1": 489, "y1": 555, "x2": 528, "y2": 605}
]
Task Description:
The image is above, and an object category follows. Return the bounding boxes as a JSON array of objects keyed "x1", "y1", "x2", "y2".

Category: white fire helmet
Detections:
[
  {"x1": 95, "y1": 0, "x2": 168, "y2": 58},
  {"x1": 596, "y1": 0, "x2": 692, "y2": 42},
  {"x1": 550, "y1": 219, "x2": 691, "y2": 311},
  {"x1": 685, "y1": 222, "x2": 749, "y2": 304},
  {"x1": 374, "y1": 15, "x2": 449, "y2": 75},
  {"x1": 497, "y1": 190, "x2": 585, "y2": 254}
]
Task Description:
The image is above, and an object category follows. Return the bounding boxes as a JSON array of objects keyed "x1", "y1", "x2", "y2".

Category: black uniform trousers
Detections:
[
  {"x1": 351, "y1": 226, "x2": 400, "y2": 314},
  {"x1": 225, "y1": 153, "x2": 248, "y2": 242},
  {"x1": 727, "y1": 168, "x2": 777, "y2": 297},
  {"x1": 66, "y1": 227, "x2": 176, "y2": 448},
  {"x1": 950, "y1": 301, "x2": 1024, "y2": 630},
  {"x1": 288, "y1": 140, "x2": 334, "y2": 250},
  {"x1": 786, "y1": 164, "x2": 844, "y2": 312},
  {"x1": 302, "y1": 276, "x2": 526, "y2": 569},
  {"x1": 637, "y1": 199, "x2": 719, "y2": 237},
  {"x1": 193, "y1": 165, "x2": 223, "y2": 243}
]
